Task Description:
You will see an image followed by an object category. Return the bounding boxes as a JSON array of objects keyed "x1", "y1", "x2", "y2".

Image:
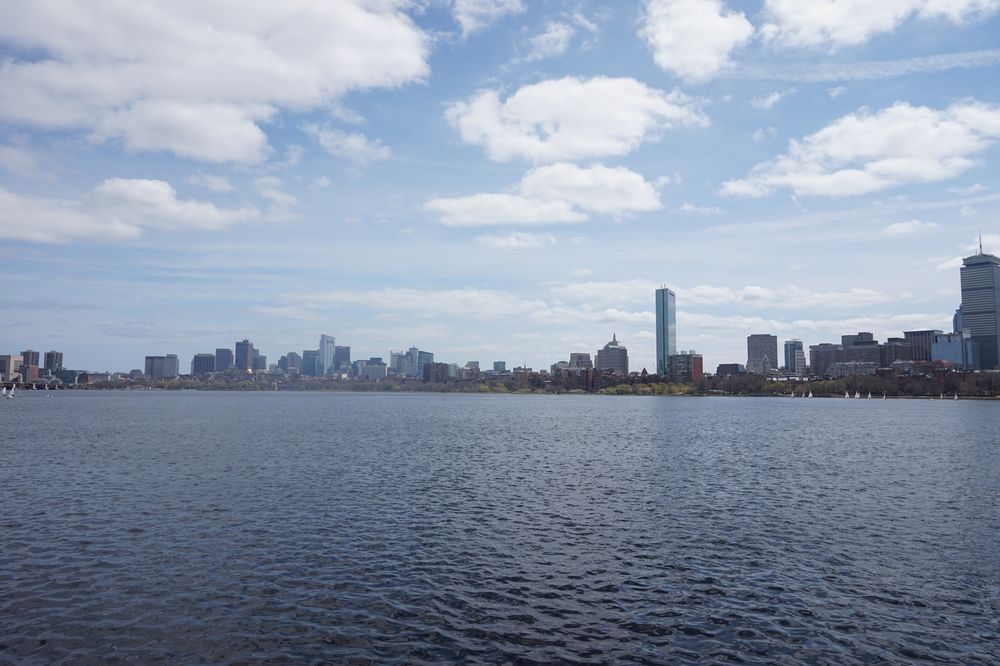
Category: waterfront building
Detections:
[
  {"x1": 54, "y1": 369, "x2": 79, "y2": 386},
  {"x1": 667, "y1": 351, "x2": 703, "y2": 383},
  {"x1": 234, "y1": 339, "x2": 254, "y2": 373},
  {"x1": 21, "y1": 365, "x2": 39, "y2": 382},
  {"x1": 715, "y1": 363, "x2": 745, "y2": 377},
  {"x1": 252, "y1": 351, "x2": 267, "y2": 372},
  {"x1": 551, "y1": 360, "x2": 570, "y2": 375},
  {"x1": 215, "y1": 348, "x2": 234, "y2": 373},
  {"x1": 783, "y1": 340, "x2": 806, "y2": 376},
  {"x1": 655, "y1": 287, "x2": 677, "y2": 375},
  {"x1": 44, "y1": 351, "x2": 64, "y2": 372},
  {"x1": 301, "y1": 349, "x2": 320, "y2": 377},
  {"x1": 569, "y1": 353, "x2": 593, "y2": 370},
  {"x1": 960, "y1": 248, "x2": 1000, "y2": 369},
  {"x1": 396, "y1": 348, "x2": 434, "y2": 378},
  {"x1": 0, "y1": 355, "x2": 23, "y2": 381},
  {"x1": 278, "y1": 351, "x2": 301, "y2": 374},
  {"x1": 809, "y1": 343, "x2": 844, "y2": 377},
  {"x1": 145, "y1": 354, "x2": 180, "y2": 380},
  {"x1": 880, "y1": 338, "x2": 912, "y2": 366},
  {"x1": 828, "y1": 361, "x2": 878, "y2": 378},
  {"x1": 493, "y1": 361, "x2": 506, "y2": 373},
  {"x1": 20, "y1": 350, "x2": 40, "y2": 367},
  {"x1": 903, "y1": 330, "x2": 942, "y2": 363},
  {"x1": 319, "y1": 334, "x2": 336, "y2": 375},
  {"x1": 596, "y1": 334, "x2": 629, "y2": 375},
  {"x1": 355, "y1": 358, "x2": 388, "y2": 380},
  {"x1": 334, "y1": 346, "x2": 351, "y2": 373},
  {"x1": 931, "y1": 332, "x2": 979, "y2": 368},
  {"x1": 191, "y1": 353, "x2": 215, "y2": 375},
  {"x1": 746, "y1": 334, "x2": 778, "y2": 375},
  {"x1": 422, "y1": 362, "x2": 450, "y2": 383}
]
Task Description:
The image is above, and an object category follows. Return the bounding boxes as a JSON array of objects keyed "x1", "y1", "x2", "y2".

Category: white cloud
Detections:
[
  {"x1": 761, "y1": 0, "x2": 1000, "y2": 47},
  {"x1": 445, "y1": 76, "x2": 707, "y2": 163},
  {"x1": 0, "y1": 2, "x2": 429, "y2": 162},
  {"x1": 476, "y1": 232, "x2": 558, "y2": 249},
  {"x1": 752, "y1": 126, "x2": 777, "y2": 142},
  {"x1": 188, "y1": 173, "x2": 235, "y2": 193},
  {"x1": 424, "y1": 163, "x2": 661, "y2": 227},
  {"x1": 882, "y1": 219, "x2": 938, "y2": 234},
  {"x1": 948, "y1": 183, "x2": 988, "y2": 195},
  {"x1": 452, "y1": 0, "x2": 524, "y2": 36},
  {"x1": 523, "y1": 22, "x2": 575, "y2": 61},
  {"x1": 304, "y1": 125, "x2": 391, "y2": 166},
  {"x1": 722, "y1": 101, "x2": 1000, "y2": 198},
  {"x1": 0, "y1": 179, "x2": 258, "y2": 243},
  {"x1": 639, "y1": 0, "x2": 754, "y2": 82},
  {"x1": 961, "y1": 204, "x2": 977, "y2": 216},
  {"x1": 827, "y1": 86, "x2": 848, "y2": 98},
  {"x1": 677, "y1": 202, "x2": 722, "y2": 214},
  {"x1": 752, "y1": 89, "x2": 794, "y2": 110}
]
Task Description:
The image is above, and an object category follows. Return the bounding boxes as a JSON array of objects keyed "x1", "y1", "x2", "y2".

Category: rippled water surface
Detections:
[{"x1": 2, "y1": 392, "x2": 999, "y2": 664}]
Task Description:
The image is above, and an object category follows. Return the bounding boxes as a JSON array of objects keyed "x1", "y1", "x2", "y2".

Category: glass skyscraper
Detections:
[
  {"x1": 319, "y1": 334, "x2": 336, "y2": 376},
  {"x1": 960, "y1": 249, "x2": 1000, "y2": 369},
  {"x1": 655, "y1": 287, "x2": 676, "y2": 376}
]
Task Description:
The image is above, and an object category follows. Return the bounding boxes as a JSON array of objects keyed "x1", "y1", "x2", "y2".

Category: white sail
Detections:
[{"x1": 808, "y1": 391, "x2": 813, "y2": 398}]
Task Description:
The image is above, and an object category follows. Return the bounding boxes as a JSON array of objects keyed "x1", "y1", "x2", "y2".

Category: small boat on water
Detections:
[
  {"x1": 954, "y1": 393, "x2": 959, "y2": 401},
  {"x1": 808, "y1": 391, "x2": 813, "y2": 398},
  {"x1": 854, "y1": 391, "x2": 861, "y2": 399},
  {"x1": 845, "y1": 391, "x2": 850, "y2": 398},
  {"x1": 867, "y1": 392, "x2": 872, "y2": 399}
]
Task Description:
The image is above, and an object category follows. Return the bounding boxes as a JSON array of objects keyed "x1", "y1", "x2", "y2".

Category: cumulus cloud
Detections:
[
  {"x1": 445, "y1": 76, "x2": 707, "y2": 163},
  {"x1": 188, "y1": 172, "x2": 235, "y2": 193},
  {"x1": 761, "y1": 0, "x2": 1000, "y2": 47},
  {"x1": 452, "y1": 0, "x2": 524, "y2": 36},
  {"x1": 0, "y1": 2, "x2": 429, "y2": 163},
  {"x1": 523, "y1": 22, "x2": 575, "y2": 61},
  {"x1": 477, "y1": 232, "x2": 558, "y2": 249},
  {"x1": 721, "y1": 101, "x2": 1000, "y2": 198},
  {"x1": 304, "y1": 125, "x2": 391, "y2": 165},
  {"x1": 424, "y1": 163, "x2": 661, "y2": 227},
  {"x1": 639, "y1": 0, "x2": 754, "y2": 82},
  {"x1": 0, "y1": 179, "x2": 257, "y2": 243},
  {"x1": 752, "y1": 89, "x2": 795, "y2": 110},
  {"x1": 882, "y1": 219, "x2": 938, "y2": 234}
]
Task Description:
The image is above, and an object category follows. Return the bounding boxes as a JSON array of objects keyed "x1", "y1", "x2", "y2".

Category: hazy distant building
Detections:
[
  {"x1": 655, "y1": 287, "x2": 677, "y2": 375},
  {"x1": 493, "y1": 361, "x2": 506, "y2": 373},
  {"x1": 44, "y1": 351, "x2": 64, "y2": 372},
  {"x1": 191, "y1": 353, "x2": 215, "y2": 375},
  {"x1": 422, "y1": 362, "x2": 450, "y2": 383},
  {"x1": 145, "y1": 354, "x2": 180, "y2": 380},
  {"x1": 20, "y1": 350, "x2": 40, "y2": 367},
  {"x1": 747, "y1": 334, "x2": 778, "y2": 375},
  {"x1": 960, "y1": 249, "x2": 1000, "y2": 369},
  {"x1": 0, "y1": 355, "x2": 23, "y2": 381},
  {"x1": 252, "y1": 351, "x2": 267, "y2": 372},
  {"x1": 215, "y1": 348, "x2": 234, "y2": 373},
  {"x1": 21, "y1": 365, "x2": 39, "y2": 382},
  {"x1": 568, "y1": 353, "x2": 593, "y2": 370},
  {"x1": 319, "y1": 334, "x2": 336, "y2": 375},
  {"x1": 234, "y1": 339, "x2": 254, "y2": 373},
  {"x1": 667, "y1": 351, "x2": 703, "y2": 383},
  {"x1": 809, "y1": 343, "x2": 844, "y2": 377},
  {"x1": 783, "y1": 340, "x2": 806, "y2": 376},
  {"x1": 932, "y1": 332, "x2": 979, "y2": 368},
  {"x1": 334, "y1": 345, "x2": 351, "y2": 373},
  {"x1": 903, "y1": 330, "x2": 942, "y2": 363},
  {"x1": 828, "y1": 361, "x2": 878, "y2": 378},
  {"x1": 715, "y1": 363, "x2": 745, "y2": 377},
  {"x1": 841, "y1": 332, "x2": 875, "y2": 348},
  {"x1": 596, "y1": 334, "x2": 629, "y2": 375},
  {"x1": 355, "y1": 358, "x2": 388, "y2": 380},
  {"x1": 881, "y1": 338, "x2": 911, "y2": 366},
  {"x1": 302, "y1": 349, "x2": 320, "y2": 377}
]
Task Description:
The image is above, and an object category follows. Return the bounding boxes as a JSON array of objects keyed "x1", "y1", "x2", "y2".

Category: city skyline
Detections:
[{"x1": 1, "y1": 2, "x2": 999, "y2": 372}]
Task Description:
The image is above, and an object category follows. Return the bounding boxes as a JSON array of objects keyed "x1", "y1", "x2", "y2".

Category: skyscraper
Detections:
[
  {"x1": 319, "y1": 334, "x2": 336, "y2": 375},
  {"x1": 235, "y1": 339, "x2": 254, "y2": 373},
  {"x1": 191, "y1": 353, "x2": 215, "y2": 375},
  {"x1": 334, "y1": 345, "x2": 351, "y2": 373},
  {"x1": 596, "y1": 334, "x2": 629, "y2": 375},
  {"x1": 43, "y1": 350, "x2": 63, "y2": 372},
  {"x1": 747, "y1": 334, "x2": 778, "y2": 375},
  {"x1": 960, "y1": 247, "x2": 1000, "y2": 369},
  {"x1": 215, "y1": 348, "x2": 234, "y2": 373},
  {"x1": 783, "y1": 340, "x2": 805, "y2": 376},
  {"x1": 20, "y1": 350, "x2": 40, "y2": 367},
  {"x1": 655, "y1": 287, "x2": 676, "y2": 376}
]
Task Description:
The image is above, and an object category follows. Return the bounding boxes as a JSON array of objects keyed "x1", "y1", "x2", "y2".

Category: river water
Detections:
[{"x1": 2, "y1": 392, "x2": 999, "y2": 664}]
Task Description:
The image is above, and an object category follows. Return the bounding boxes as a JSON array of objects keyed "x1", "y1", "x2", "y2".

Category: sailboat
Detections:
[
  {"x1": 1, "y1": 386, "x2": 6, "y2": 398},
  {"x1": 854, "y1": 390, "x2": 861, "y2": 399},
  {"x1": 882, "y1": 393, "x2": 886, "y2": 400},
  {"x1": 6, "y1": 386, "x2": 14, "y2": 400},
  {"x1": 954, "y1": 393, "x2": 959, "y2": 401},
  {"x1": 845, "y1": 390, "x2": 850, "y2": 398},
  {"x1": 808, "y1": 390, "x2": 813, "y2": 398},
  {"x1": 867, "y1": 392, "x2": 872, "y2": 399}
]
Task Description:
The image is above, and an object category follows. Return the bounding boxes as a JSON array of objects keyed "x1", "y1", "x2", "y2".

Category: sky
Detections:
[{"x1": 1, "y1": 0, "x2": 1000, "y2": 373}]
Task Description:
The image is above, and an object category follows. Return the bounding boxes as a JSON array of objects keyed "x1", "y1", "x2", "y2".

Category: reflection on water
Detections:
[{"x1": 2, "y1": 393, "x2": 999, "y2": 663}]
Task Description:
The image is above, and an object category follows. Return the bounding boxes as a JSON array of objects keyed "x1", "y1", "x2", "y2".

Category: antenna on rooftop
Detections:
[{"x1": 980, "y1": 229, "x2": 984, "y2": 255}]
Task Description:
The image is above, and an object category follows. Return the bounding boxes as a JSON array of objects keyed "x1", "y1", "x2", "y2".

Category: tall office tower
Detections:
[
  {"x1": 191, "y1": 353, "x2": 215, "y2": 375},
  {"x1": 596, "y1": 334, "x2": 629, "y2": 375},
  {"x1": 145, "y1": 354, "x2": 180, "y2": 380},
  {"x1": 234, "y1": 339, "x2": 254, "y2": 372},
  {"x1": 568, "y1": 353, "x2": 593, "y2": 369},
  {"x1": 493, "y1": 361, "x2": 506, "y2": 373},
  {"x1": 44, "y1": 351, "x2": 64, "y2": 372},
  {"x1": 953, "y1": 306, "x2": 964, "y2": 334},
  {"x1": 302, "y1": 349, "x2": 321, "y2": 376},
  {"x1": 903, "y1": 330, "x2": 942, "y2": 363},
  {"x1": 881, "y1": 338, "x2": 912, "y2": 366},
  {"x1": 655, "y1": 287, "x2": 677, "y2": 375},
  {"x1": 215, "y1": 348, "x2": 234, "y2": 372},
  {"x1": 319, "y1": 334, "x2": 336, "y2": 375},
  {"x1": 747, "y1": 334, "x2": 778, "y2": 375},
  {"x1": 809, "y1": 343, "x2": 844, "y2": 377},
  {"x1": 783, "y1": 340, "x2": 805, "y2": 375},
  {"x1": 21, "y1": 350, "x2": 40, "y2": 367},
  {"x1": 252, "y1": 351, "x2": 267, "y2": 372},
  {"x1": 960, "y1": 247, "x2": 1000, "y2": 369},
  {"x1": 334, "y1": 345, "x2": 351, "y2": 373}
]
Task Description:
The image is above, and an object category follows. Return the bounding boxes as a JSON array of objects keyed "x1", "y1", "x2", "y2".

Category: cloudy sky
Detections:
[{"x1": 2, "y1": 0, "x2": 999, "y2": 373}]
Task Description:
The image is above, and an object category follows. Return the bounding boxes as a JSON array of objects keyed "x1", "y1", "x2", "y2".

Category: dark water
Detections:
[{"x1": 2, "y1": 392, "x2": 999, "y2": 664}]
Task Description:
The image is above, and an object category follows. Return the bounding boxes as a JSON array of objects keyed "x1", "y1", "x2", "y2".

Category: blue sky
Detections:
[{"x1": 2, "y1": 0, "x2": 999, "y2": 373}]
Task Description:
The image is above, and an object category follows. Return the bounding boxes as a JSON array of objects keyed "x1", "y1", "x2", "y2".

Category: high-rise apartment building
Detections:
[
  {"x1": 667, "y1": 351, "x2": 703, "y2": 383},
  {"x1": 960, "y1": 249, "x2": 1000, "y2": 369},
  {"x1": 783, "y1": 340, "x2": 806, "y2": 375},
  {"x1": 568, "y1": 353, "x2": 593, "y2": 369},
  {"x1": 596, "y1": 334, "x2": 629, "y2": 375},
  {"x1": 493, "y1": 361, "x2": 506, "y2": 373},
  {"x1": 20, "y1": 350, "x2": 40, "y2": 367},
  {"x1": 302, "y1": 349, "x2": 321, "y2": 376},
  {"x1": 215, "y1": 348, "x2": 234, "y2": 373},
  {"x1": 903, "y1": 330, "x2": 942, "y2": 363},
  {"x1": 319, "y1": 334, "x2": 336, "y2": 375},
  {"x1": 191, "y1": 353, "x2": 215, "y2": 375},
  {"x1": 145, "y1": 354, "x2": 180, "y2": 380},
  {"x1": 334, "y1": 345, "x2": 351, "y2": 373},
  {"x1": 234, "y1": 339, "x2": 254, "y2": 373},
  {"x1": 655, "y1": 287, "x2": 677, "y2": 375},
  {"x1": 746, "y1": 334, "x2": 778, "y2": 375},
  {"x1": 0, "y1": 355, "x2": 23, "y2": 381},
  {"x1": 44, "y1": 351, "x2": 64, "y2": 372}
]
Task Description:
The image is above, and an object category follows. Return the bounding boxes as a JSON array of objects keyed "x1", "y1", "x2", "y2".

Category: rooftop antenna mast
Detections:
[{"x1": 980, "y1": 229, "x2": 984, "y2": 255}]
